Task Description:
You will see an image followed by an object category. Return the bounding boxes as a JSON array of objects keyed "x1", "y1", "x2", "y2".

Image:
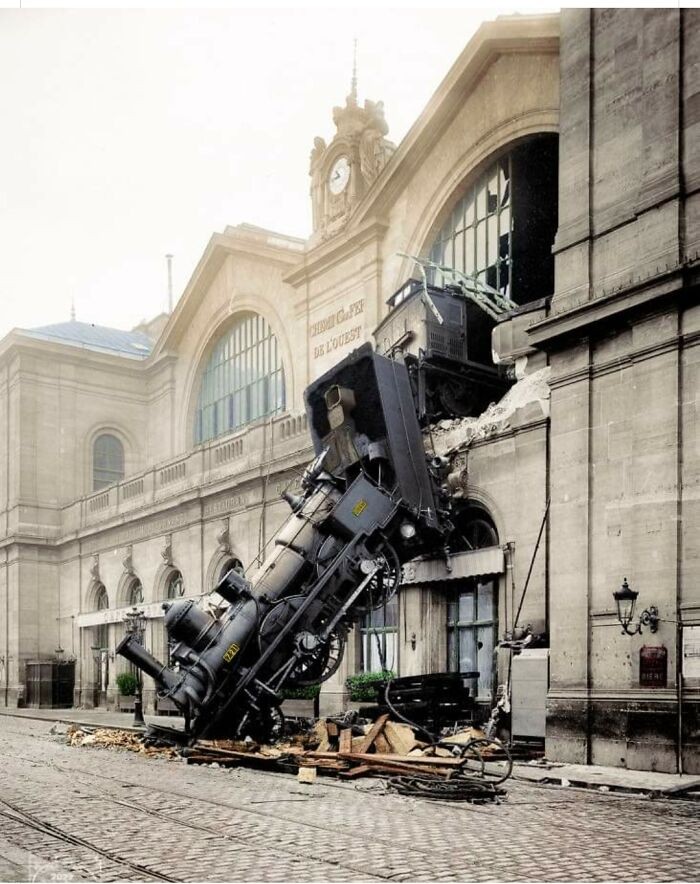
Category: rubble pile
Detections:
[
  {"x1": 66, "y1": 716, "x2": 511, "y2": 802},
  {"x1": 428, "y1": 365, "x2": 552, "y2": 456},
  {"x1": 67, "y1": 725, "x2": 179, "y2": 759}
]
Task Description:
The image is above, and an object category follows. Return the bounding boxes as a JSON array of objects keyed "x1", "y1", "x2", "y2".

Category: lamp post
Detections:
[
  {"x1": 123, "y1": 606, "x2": 146, "y2": 727},
  {"x1": 612, "y1": 579, "x2": 684, "y2": 775},
  {"x1": 612, "y1": 578, "x2": 659, "y2": 635}
]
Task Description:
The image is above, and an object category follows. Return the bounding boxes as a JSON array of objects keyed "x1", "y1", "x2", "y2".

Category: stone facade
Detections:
[{"x1": 0, "y1": 10, "x2": 697, "y2": 773}]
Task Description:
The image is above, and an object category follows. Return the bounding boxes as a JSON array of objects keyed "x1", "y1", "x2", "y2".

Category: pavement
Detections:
[
  {"x1": 1, "y1": 712, "x2": 699, "y2": 882},
  {"x1": 2, "y1": 705, "x2": 698, "y2": 797}
]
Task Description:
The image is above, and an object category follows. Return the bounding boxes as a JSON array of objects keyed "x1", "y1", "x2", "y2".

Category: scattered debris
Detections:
[
  {"x1": 66, "y1": 715, "x2": 512, "y2": 803},
  {"x1": 67, "y1": 726, "x2": 178, "y2": 760}
]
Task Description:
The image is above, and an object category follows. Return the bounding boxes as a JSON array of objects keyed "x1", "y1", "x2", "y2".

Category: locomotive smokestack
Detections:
[{"x1": 116, "y1": 634, "x2": 179, "y2": 693}]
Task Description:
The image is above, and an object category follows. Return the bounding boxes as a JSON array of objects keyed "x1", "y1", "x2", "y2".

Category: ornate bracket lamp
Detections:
[{"x1": 613, "y1": 578, "x2": 659, "y2": 636}]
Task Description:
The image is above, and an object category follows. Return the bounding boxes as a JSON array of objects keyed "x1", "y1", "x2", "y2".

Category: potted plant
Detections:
[
  {"x1": 345, "y1": 670, "x2": 394, "y2": 703},
  {"x1": 115, "y1": 672, "x2": 138, "y2": 712}
]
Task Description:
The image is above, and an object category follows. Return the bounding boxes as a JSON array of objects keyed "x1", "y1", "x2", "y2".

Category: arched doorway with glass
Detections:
[
  {"x1": 445, "y1": 504, "x2": 500, "y2": 717},
  {"x1": 91, "y1": 583, "x2": 110, "y2": 706}
]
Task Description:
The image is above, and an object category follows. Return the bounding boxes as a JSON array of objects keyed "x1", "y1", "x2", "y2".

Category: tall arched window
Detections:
[
  {"x1": 93, "y1": 434, "x2": 125, "y2": 491},
  {"x1": 166, "y1": 570, "x2": 185, "y2": 599},
  {"x1": 427, "y1": 134, "x2": 558, "y2": 305},
  {"x1": 195, "y1": 313, "x2": 286, "y2": 444},
  {"x1": 126, "y1": 578, "x2": 143, "y2": 606}
]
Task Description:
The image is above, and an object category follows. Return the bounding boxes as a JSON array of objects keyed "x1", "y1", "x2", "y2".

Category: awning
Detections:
[
  {"x1": 76, "y1": 601, "x2": 168, "y2": 628},
  {"x1": 401, "y1": 546, "x2": 504, "y2": 586}
]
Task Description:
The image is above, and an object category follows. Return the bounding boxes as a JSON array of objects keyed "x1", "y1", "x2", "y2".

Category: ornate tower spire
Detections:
[{"x1": 70, "y1": 297, "x2": 76, "y2": 322}]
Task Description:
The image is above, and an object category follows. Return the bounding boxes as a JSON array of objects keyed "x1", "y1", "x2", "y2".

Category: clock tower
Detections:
[{"x1": 309, "y1": 59, "x2": 396, "y2": 242}]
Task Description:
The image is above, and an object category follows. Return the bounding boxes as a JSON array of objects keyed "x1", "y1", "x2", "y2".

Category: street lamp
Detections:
[
  {"x1": 613, "y1": 578, "x2": 659, "y2": 636},
  {"x1": 123, "y1": 606, "x2": 147, "y2": 727}
]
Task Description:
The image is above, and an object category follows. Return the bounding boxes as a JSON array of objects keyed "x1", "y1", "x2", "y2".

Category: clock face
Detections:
[{"x1": 329, "y1": 156, "x2": 350, "y2": 195}]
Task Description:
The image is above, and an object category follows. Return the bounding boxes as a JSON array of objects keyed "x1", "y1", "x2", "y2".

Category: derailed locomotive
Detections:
[{"x1": 118, "y1": 342, "x2": 456, "y2": 741}]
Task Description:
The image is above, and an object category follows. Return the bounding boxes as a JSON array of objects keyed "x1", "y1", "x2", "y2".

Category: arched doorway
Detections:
[
  {"x1": 91, "y1": 583, "x2": 109, "y2": 706},
  {"x1": 446, "y1": 504, "x2": 499, "y2": 708}
]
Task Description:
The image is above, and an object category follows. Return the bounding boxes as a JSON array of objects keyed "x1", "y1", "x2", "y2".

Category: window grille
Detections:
[{"x1": 195, "y1": 313, "x2": 285, "y2": 443}]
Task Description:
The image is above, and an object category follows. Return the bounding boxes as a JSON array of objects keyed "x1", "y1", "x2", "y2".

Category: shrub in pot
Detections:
[
  {"x1": 115, "y1": 672, "x2": 137, "y2": 697},
  {"x1": 345, "y1": 670, "x2": 394, "y2": 702}
]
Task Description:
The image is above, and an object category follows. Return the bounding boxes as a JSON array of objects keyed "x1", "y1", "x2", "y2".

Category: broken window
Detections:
[{"x1": 427, "y1": 134, "x2": 558, "y2": 305}]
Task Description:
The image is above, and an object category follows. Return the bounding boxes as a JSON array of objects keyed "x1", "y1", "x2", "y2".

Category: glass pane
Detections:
[
  {"x1": 452, "y1": 200, "x2": 464, "y2": 233},
  {"x1": 447, "y1": 628, "x2": 457, "y2": 671},
  {"x1": 476, "y1": 183, "x2": 486, "y2": 220},
  {"x1": 384, "y1": 632, "x2": 396, "y2": 671},
  {"x1": 451, "y1": 230, "x2": 463, "y2": 273},
  {"x1": 487, "y1": 214, "x2": 498, "y2": 267},
  {"x1": 458, "y1": 592, "x2": 474, "y2": 623},
  {"x1": 477, "y1": 581, "x2": 494, "y2": 621},
  {"x1": 465, "y1": 228, "x2": 475, "y2": 277},
  {"x1": 447, "y1": 600, "x2": 458, "y2": 624},
  {"x1": 476, "y1": 221, "x2": 487, "y2": 272},
  {"x1": 458, "y1": 628, "x2": 477, "y2": 673},
  {"x1": 477, "y1": 625, "x2": 495, "y2": 697},
  {"x1": 465, "y1": 190, "x2": 475, "y2": 227},
  {"x1": 487, "y1": 167, "x2": 499, "y2": 214}
]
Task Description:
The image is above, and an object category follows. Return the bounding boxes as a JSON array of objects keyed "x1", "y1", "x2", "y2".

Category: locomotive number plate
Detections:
[
  {"x1": 352, "y1": 499, "x2": 368, "y2": 516},
  {"x1": 223, "y1": 642, "x2": 240, "y2": 663}
]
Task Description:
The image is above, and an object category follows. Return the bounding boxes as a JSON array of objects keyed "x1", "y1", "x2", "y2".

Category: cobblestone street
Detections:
[{"x1": 0, "y1": 717, "x2": 698, "y2": 882}]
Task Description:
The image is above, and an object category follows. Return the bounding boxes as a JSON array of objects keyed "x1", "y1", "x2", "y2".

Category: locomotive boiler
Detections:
[{"x1": 117, "y1": 343, "x2": 452, "y2": 741}]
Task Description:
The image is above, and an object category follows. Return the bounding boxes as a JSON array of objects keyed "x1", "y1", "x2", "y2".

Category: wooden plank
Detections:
[
  {"x1": 374, "y1": 732, "x2": 392, "y2": 754},
  {"x1": 337, "y1": 751, "x2": 464, "y2": 767},
  {"x1": 338, "y1": 764, "x2": 374, "y2": 779},
  {"x1": 326, "y1": 721, "x2": 339, "y2": 738},
  {"x1": 339, "y1": 728, "x2": 352, "y2": 753},
  {"x1": 384, "y1": 721, "x2": 419, "y2": 756},
  {"x1": 355, "y1": 713, "x2": 390, "y2": 754}
]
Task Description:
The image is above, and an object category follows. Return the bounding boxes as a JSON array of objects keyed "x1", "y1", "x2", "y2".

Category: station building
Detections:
[{"x1": 1, "y1": 9, "x2": 699, "y2": 773}]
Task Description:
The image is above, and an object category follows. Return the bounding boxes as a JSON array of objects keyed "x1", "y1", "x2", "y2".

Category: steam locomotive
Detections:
[{"x1": 118, "y1": 343, "x2": 454, "y2": 741}]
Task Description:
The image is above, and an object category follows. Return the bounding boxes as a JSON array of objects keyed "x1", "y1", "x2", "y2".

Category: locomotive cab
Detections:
[{"x1": 373, "y1": 278, "x2": 510, "y2": 423}]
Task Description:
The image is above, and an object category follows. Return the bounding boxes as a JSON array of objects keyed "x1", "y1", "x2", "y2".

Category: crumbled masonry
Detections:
[{"x1": 428, "y1": 366, "x2": 552, "y2": 456}]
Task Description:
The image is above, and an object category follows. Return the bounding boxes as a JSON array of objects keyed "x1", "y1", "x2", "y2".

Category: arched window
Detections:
[
  {"x1": 195, "y1": 313, "x2": 286, "y2": 444},
  {"x1": 166, "y1": 570, "x2": 185, "y2": 599},
  {"x1": 427, "y1": 134, "x2": 558, "y2": 305},
  {"x1": 93, "y1": 434, "x2": 125, "y2": 491},
  {"x1": 219, "y1": 558, "x2": 244, "y2": 583},
  {"x1": 126, "y1": 578, "x2": 143, "y2": 606},
  {"x1": 95, "y1": 583, "x2": 109, "y2": 611}
]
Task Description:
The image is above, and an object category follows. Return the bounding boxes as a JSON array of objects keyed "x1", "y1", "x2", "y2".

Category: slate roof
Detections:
[{"x1": 20, "y1": 321, "x2": 154, "y2": 358}]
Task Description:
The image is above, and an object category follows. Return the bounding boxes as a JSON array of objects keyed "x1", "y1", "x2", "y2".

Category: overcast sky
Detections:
[{"x1": 0, "y1": 6, "x2": 560, "y2": 338}]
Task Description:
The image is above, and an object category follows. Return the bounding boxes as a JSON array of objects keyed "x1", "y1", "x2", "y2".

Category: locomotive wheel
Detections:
[
  {"x1": 290, "y1": 628, "x2": 346, "y2": 686},
  {"x1": 355, "y1": 543, "x2": 401, "y2": 614},
  {"x1": 437, "y1": 378, "x2": 476, "y2": 417},
  {"x1": 258, "y1": 595, "x2": 345, "y2": 685}
]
